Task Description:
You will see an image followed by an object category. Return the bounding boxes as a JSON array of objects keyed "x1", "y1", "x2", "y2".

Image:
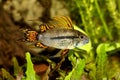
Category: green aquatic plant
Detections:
[
  {"x1": 25, "y1": 52, "x2": 40, "y2": 80},
  {"x1": 65, "y1": 0, "x2": 120, "y2": 79},
  {"x1": 65, "y1": 51, "x2": 86, "y2": 80},
  {"x1": 1, "y1": 68, "x2": 15, "y2": 80},
  {"x1": 2, "y1": 0, "x2": 120, "y2": 79}
]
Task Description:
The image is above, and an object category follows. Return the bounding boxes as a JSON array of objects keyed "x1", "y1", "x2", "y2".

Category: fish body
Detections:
[
  {"x1": 37, "y1": 29, "x2": 89, "y2": 49},
  {"x1": 24, "y1": 16, "x2": 89, "y2": 49}
]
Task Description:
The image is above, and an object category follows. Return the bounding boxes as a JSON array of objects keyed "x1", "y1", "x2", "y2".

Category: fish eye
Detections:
[{"x1": 80, "y1": 35, "x2": 84, "y2": 39}]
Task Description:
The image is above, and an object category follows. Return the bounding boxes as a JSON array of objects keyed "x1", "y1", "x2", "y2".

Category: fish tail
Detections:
[{"x1": 23, "y1": 29, "x2": 38, "y2": 42}]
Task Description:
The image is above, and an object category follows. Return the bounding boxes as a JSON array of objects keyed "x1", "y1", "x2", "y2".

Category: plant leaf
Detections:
[
  {"x1": 65, "y1": 52, "x2": 85, "y2": 80},
  {"x1": 12, "y1": 57, "x2": 22, "y2": 77},
  {"x1": 1, "y1": 68, "x2": 15, "y2": 80},
  {"x1": 25, "y1": 52, "x2": 37, "y2": 80}
]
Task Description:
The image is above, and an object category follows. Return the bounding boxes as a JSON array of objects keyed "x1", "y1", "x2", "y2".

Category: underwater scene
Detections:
[{"x1": 0, "y1": 0, "x2": 120, "y2": 80}]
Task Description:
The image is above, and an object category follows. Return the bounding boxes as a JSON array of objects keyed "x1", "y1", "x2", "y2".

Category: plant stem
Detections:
[{"x1": 95, "y1": 0, "x2": 112, "y2": 40}]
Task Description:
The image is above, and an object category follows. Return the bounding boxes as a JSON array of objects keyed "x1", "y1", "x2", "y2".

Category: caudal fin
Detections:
[{"x1": 23, "y1": 29, "x2": 38, "y2": 42}]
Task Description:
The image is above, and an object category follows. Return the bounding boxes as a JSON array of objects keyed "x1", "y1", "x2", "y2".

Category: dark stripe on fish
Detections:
[{"x1": 50, "y1": 36, "x2": 78, "y2": 39}]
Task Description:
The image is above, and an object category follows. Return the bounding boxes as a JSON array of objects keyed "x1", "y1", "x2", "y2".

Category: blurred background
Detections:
[{"x1": 0, "y1": 0, "x2": 120, "y2": 80}]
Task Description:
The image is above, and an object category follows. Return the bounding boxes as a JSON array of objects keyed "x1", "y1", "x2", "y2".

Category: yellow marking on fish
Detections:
[
  {"x1": 35, "y1": 42, "x2": 48, "y2": 48},
  {"x1": 39, "y1": 24, "x2": 55, "y2": 32},
  {"x1": 52, "y1": 16, "x2": 73, "y2": 29},
  {"x1": 25, "y1": 31, "x2": 38, "y2": 42},
  {"x1": 61, "y1": 16, "x2": 72, "y2": 28},
  {"x1": 39, "y1": 24, "x2": 47, "y2": 32},
  {"x1": 39, "y1": 16, "x2": 73, "y2": 33}
]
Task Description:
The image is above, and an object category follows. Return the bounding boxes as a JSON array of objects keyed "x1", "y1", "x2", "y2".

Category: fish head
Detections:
[{"x1": 74, "y1": 31, "x2": 89, "y2": 48}]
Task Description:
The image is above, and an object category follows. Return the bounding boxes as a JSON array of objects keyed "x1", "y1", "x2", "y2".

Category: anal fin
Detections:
[{"x1": 35, "y1": 42, "x2": 48, "y2": 48}]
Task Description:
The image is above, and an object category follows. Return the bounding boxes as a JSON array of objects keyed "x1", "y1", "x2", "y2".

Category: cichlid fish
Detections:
[
  {"x1": 24, "y1": 16, "x2": 89, "y2": 49},
  {"x1": 37, "y1": 29, "x2": 88, "y2": 49}
]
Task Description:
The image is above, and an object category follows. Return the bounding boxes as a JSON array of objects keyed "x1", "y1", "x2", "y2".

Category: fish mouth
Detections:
[
  {"x1": 83, "y1": 38, "x2": 89, "y2": 44},
  {"x1": 74, "y1": 38, "x2": 89, "y2": 48}
]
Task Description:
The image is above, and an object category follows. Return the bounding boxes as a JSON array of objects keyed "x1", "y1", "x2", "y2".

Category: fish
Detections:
[
  {"x1": 37, "y1": 29, "x2": 89, "y2": 49},
  {"x1": 24, "y1": 16, "x2": 89, "y2": 49}
]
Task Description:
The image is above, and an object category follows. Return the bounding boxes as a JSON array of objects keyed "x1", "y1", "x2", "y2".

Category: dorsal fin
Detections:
[
  {"x1": 51, "y1": 16, "x2": 73, "y2": 29},
  {"x1": 39, "y1": 16, "x2": 73, "y2": 33}
]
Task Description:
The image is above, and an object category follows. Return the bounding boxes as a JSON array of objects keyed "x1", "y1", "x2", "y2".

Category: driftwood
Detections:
[
  {"x1": 0, "y1": 3, "x2": 28, "y2": 69},
  {"x1": 0, "y1": 0, "x2": 52, "y2": 71}
]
